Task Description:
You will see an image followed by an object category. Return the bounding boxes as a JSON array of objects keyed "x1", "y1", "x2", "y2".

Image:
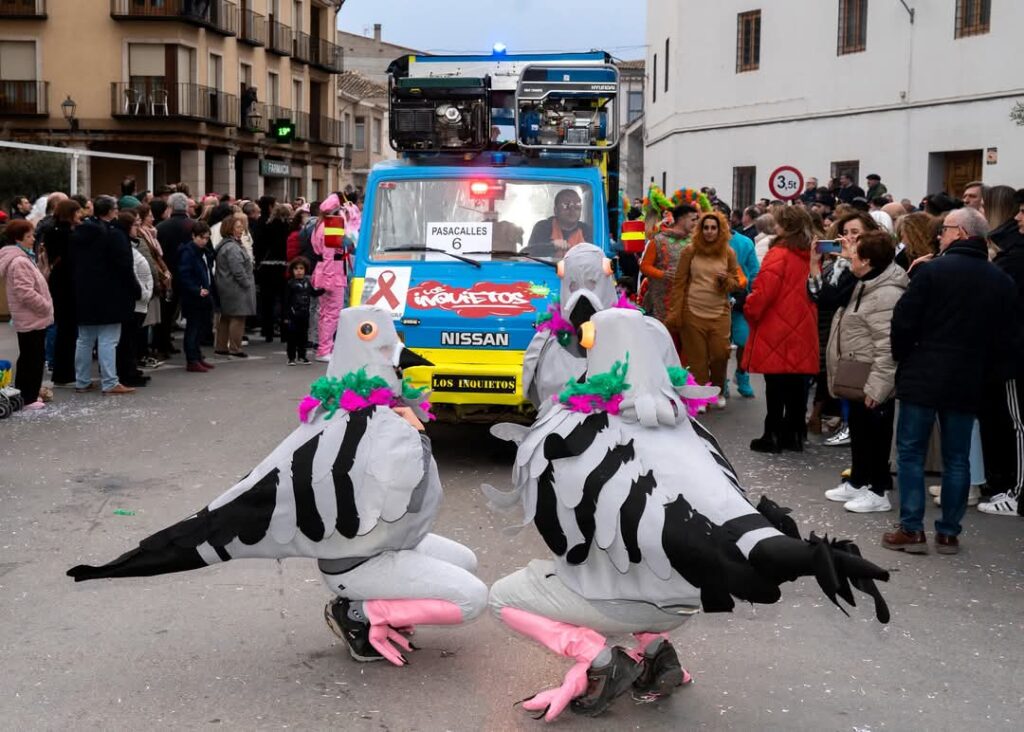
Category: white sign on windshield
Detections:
[{"x1": 425, "y1": 222, "x2": 493, "y2": 257}]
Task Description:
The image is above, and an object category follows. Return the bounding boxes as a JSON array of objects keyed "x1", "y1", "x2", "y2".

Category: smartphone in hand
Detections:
[{"x1": 815, "y1": 240, "x2": 842, "y2": 255}]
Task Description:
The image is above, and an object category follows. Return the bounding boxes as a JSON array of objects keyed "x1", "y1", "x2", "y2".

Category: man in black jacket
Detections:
[
  {"x1": 71, "y1": 196, "x2": 141, "y2": 395},
  {"x1": 977, "y1": 190, "x2": 1024, "y2": 517},
  {"x1": 883, "y1": 207, "x2": 1017, "y2": 554},
  {"x1": 153, "y1": 192, "x2": 194, "y2": 356},
  {"x1": 837, "y1": 174, "x2": 866, "y2": 204}
]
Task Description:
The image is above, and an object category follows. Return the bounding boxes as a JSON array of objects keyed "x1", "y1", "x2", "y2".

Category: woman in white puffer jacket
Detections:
[{"x1": 824, "y1": 229, "x2": 908, "y2": 514}]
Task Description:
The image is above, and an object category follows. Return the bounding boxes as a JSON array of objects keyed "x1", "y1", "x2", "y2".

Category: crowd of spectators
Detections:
[{"x1": 1, "y1": 177, "x2": 360, "y2": 396}]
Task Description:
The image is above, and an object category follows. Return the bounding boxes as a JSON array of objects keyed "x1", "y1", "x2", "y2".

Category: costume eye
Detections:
[
  {"x1": 358, "y1": 321, "x2": 378, "y2": 340},
  {"x1": 579, "y1": 321, "x2": 595, "y2": 349}
]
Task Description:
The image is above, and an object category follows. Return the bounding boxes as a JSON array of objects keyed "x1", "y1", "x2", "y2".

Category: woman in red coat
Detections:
[{"x1": 742, "y1": 206, "x2": 819, "y2": 453}]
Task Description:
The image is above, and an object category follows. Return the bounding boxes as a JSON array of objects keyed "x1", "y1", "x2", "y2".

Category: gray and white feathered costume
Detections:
[
  {"x1": 69, "y1": 306, "x2": 487, "y2": 624},
  {"x1": 487, "y1": 308, "x2": 890, "y2": 719}
]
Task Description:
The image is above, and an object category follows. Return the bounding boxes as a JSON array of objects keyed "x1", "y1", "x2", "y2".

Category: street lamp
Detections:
[
  {"x1": 247, "y1": 107, "x2": 263, "y2": 133},
  {"x1": 61, "y1": 94, "x2": 78, "y2": 132}
]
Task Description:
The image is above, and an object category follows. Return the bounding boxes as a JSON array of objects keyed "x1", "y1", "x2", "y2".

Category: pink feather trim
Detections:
[
  {"x1": 613, "y1": 293, "x2": 639, "y2": 310},
  {"x1": 297, "y1": 396, "x2": 322, "y2": 423},
  {"x1": 562, "y1": 393, "x2": 624, "y2": 415}
]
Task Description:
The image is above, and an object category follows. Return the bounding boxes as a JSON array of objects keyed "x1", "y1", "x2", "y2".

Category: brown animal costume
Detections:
[{"x1": 665, "y1": 210, "x2": 746, "y2": 393}]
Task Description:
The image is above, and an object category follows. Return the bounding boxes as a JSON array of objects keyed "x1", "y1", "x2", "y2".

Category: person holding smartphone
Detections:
[{"x1": 822, "y1": 231, "x2": 908, "y2": 513}]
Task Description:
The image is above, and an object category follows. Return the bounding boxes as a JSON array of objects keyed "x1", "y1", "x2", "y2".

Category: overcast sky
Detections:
[{"x1": 337, "y1": 0, "x2": 647, "y2": 60}]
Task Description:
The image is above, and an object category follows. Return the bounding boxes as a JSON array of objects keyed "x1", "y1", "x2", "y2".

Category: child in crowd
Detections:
[
  {"x1": 178, "y1": 221, "x2": 217, "y2": 373},
  {"x1": 283, "y1": 257, "x2": 323, "y2": 365}
]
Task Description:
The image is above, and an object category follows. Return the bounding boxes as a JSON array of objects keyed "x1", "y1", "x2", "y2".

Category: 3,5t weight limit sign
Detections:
[{"x1": 769, "y1": 166, "x2": 804, "y2": 201}]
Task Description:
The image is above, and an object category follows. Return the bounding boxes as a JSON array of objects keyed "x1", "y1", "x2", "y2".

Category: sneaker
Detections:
[
  {"x1": 315, "y1": 354, "x2": 331, "y2": 363},
  {"x1": 933, "y1": 485, "x2": 981, "y2": 507},
  {"x1": 142, "y1": 357, "x2": 165, "y2": 369},
  {"x1": 298, "y1": 358, "x2": 312, "y2": 365},
  {"x1": 825, "y1": 481, "x2": 865, "y2": 503},
  {"x1": 632, "y1": 640, "x2": 691, "y2": 699},
  {"x1": 881, "y1": 525, "x2": 928, "y2": 554},
  {"x1": 734, "y1": 370, "x2": 755, "y2": 398},
  {"x1": 570, "y1": 647, "x2": 643, "y2": 717},
  {"x1": 287, "y1": 360, "x2": 297, "y2": 366},
  {"x1": 23, "y1": 400, "x2": 46, "y2": 411},
  {"x1": 75, "y1": 383, "x2": 97, "y2": 393},
  {"x1": 844, "y1": 490, "x2": 892, "y2": 513},
  {"x1": 824, "y1": 424, "x2": 851, "y2": 446},
  {"x1": 977, "y1": 492, "x2": 1020, "y2": 516},
  {"x1": 697, "y1": 405, "x2": 707, "y2": 415},
  {"x1": 927, "y1": 484, "x2": 941, "y2": 497},
  {"x1": 713, "y1": 396, "x2": 727, "y2": 409},
  {"x1": 241, "y1": 337, "x2": 250, "y2": 347},
  {"x1": 323, "y1": 598, "x2": 383, "y2": 662}
]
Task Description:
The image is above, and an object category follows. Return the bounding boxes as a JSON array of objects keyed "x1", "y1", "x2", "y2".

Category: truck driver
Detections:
[{"x1": 527, "y1": 189, "x2": 592, "y2": 258}]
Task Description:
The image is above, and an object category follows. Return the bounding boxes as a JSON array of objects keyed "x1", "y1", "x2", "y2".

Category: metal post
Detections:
[
  {"x1": 70, "y1": 153, "x2": 79, "y2": 195},
  {"x1": 146, "y1": 160, "x2": 154, "y2": 194}
]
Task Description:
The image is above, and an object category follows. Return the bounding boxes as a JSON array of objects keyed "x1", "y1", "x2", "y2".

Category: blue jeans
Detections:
[
  {"x1": 896, "y1": 401, "x2": 975, "y2": 536},
  {"x1": 75, "y1": 323, "x2": 121, "y2": 391}
]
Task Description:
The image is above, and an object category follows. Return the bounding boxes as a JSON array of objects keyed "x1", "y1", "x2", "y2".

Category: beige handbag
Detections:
[{"x1": 831, "y1": 305, "x2": 872, "y2": 400}]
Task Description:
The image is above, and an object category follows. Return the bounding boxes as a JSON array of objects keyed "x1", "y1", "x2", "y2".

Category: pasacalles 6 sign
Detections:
[{"x1": 768, "y1": 166, "x2": 804, "y2": 201}]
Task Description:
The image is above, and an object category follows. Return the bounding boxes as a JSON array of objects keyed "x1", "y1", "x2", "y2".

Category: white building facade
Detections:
[{"x1": 644, "y1": 0, "x2": 1024, "y2": 210}]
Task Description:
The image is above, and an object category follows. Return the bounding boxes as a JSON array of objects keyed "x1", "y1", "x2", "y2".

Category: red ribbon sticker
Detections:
[{"x1": 366, "y1": 270, "x2": 401, "y2": 309}]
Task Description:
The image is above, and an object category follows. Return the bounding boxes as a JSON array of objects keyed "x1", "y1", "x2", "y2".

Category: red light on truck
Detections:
[{"x1": 469, "y1": 181, "x2": 491, "y2": 197}]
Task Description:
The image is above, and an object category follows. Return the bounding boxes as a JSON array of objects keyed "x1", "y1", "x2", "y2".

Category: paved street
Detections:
[{"x1": 1, "y1": 328, "x2": 1021, "y2": 731}]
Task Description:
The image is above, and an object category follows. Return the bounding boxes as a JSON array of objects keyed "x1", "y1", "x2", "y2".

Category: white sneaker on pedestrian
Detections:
[
  {"x1": 977, "y1": 492, "x2": 1020, "y2": 516},
  {"x1": 824, "y1": 424, "x2": 851, "y2": 446},
  {"x1": 697, "y1": 405, "x2": 707, "y2": 415},
  {"x1": 825, "y1": 481, "x2": 865, "y2": 502},
  {"x1": 932, "y1": 485, "x2": 981, "y2": 507},
  {"x1": 315, "y1": 354, "x2": 331, "y2": 363},
  {"x1": 928, "y1": 484, "x2": 941, "y2": 497},
  {"x1": 844, "y1": 490, "x2": 891, "y2": 513},
  {"x1": 714, "y1": 396, "x2": 727, "y2": 409}
]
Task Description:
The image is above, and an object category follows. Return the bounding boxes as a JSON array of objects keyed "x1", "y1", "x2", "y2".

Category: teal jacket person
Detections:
[{"x1": 729, "y1": 231, "x2": 759, "y2": 397}]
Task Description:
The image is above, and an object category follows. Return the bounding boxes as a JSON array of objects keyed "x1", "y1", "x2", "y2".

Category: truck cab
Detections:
[{"x1": 348, "y1": 50, "x2": 620, "y2": 417}]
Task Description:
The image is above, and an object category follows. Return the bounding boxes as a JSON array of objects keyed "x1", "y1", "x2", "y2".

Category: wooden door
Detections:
[{"x1": 944, "y1": 150, "x2": 982, "y2": 197}]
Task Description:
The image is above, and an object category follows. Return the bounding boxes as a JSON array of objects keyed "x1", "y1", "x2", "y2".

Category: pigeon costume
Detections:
[
  {"x1": 523, "y1": 243, "x2": 686, "y2": 410},
  {"x1": 68, "y1": 306, "x2": 487, "y2": 666},
  {"x1": 485, "y1": 308, "x2": 890, "y2": 720}
]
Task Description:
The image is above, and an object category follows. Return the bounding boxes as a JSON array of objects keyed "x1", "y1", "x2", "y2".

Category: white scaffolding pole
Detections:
[{"x1": 0, "y1": 141, "x2": 155, "y2": 195}]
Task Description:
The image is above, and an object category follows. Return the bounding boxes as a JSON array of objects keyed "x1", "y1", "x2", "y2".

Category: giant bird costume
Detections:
[
  {"x1": 485, "y1": 308, "x2": 890, "y2": 720},
  {"x1": 68, "y1": 306, "x2": 487, "y2": 666}
]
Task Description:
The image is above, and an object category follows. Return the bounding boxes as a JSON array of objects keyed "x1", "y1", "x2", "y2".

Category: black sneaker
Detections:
[
  {"x1": 632, "y1": 640, "x2": 690, "y2": 698},
  {"x1": 323, "y1": 598, "x2": 383, "y2": 662},
  {"x1": 569, "y1": 647, "x2": 642, "y2": 717}
]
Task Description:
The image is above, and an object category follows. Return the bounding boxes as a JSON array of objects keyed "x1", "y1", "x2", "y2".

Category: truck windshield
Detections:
[{"x1": 370, "y1": 179, "x2": 596, "y2": 263}]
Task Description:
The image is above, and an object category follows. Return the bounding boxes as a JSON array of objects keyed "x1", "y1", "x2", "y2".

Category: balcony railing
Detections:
[
  {"x1": 267, "y1": 17, "x2": 292, "y2": 56},
  {"x1": 311, "y1": 115, "x2": 342, "y2": 145},
  {"x1": 239, "y1": 8, "x2": 265, "y2": 46},
  {"x1": 292, "y1": 31, "x2": 314, "y2": 65},
  {"x1": 0, "y1": 80, "x2": 48, "y2": 115},
  {"x1": 0, "y1": 0, "x2": 47, "y2": 19},
  {"x1": 293, "y1": 110, "x2": 310, "y2": 141},
  {"x1": 112, "y1": 81, "x2": 238, "y2": 127},
  {"x1": 311, "y1": 37, "x2": 344, "y2": 73},
  {"x1": 110, "y1": 0, "x2": 238, "y2": 36}
]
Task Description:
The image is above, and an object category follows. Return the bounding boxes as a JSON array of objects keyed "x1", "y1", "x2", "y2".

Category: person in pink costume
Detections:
[{"x1": 311, "y1": 193, "x2": 357, "y2": 361}]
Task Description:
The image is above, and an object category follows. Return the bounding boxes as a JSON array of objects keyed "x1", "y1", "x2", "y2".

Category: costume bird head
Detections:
[
  {"x1": 574, "y1": 308, "x2": 717, "y2": 426},
  {"x1": 557, "y1": 243, "x2": 617, "y2": 331},
  {"x1": 326, "y1": 306, "x2": 431, "y2": 391}
]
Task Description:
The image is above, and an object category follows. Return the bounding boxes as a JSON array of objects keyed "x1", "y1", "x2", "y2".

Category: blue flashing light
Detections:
[
  {"x1": 492, "y1": 152, "x2": 508, "y2": 165},
  {"x1": 493, "y1": 42, "x2": 507, "y2": 56}
]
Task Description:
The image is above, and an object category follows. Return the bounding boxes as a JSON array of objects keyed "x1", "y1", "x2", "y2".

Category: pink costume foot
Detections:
[
  {"x1": 499, "y1": 607, "x2": 607, "y2": 722},
  {"x1": 363, "y1": 599, "x2": 463, "y2": 666}
]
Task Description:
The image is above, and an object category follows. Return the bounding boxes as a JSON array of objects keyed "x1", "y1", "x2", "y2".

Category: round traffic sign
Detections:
[{"x1": 769, "y1": 165, "x2": 804, "y2": 201}]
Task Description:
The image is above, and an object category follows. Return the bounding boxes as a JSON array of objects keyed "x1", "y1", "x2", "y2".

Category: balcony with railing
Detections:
[
  {"x1": 310, "y1": 115, "x2": 342, "y2": 145},
  {"x1": 311, "y1": 37, "x2": 343, "y2": 73},
  {"x1": 112, "y1": 81, "x2": 238, "y2": 127},
  {"x1": 0, "y1": 0, "x2": 47, "y2": 19},
  {"x1": 110, "y1": 0, "x2": 238, "y2": 36},
  {"x1": 0, "y1": 80, "x2": 48, "y2": 115},
  {"x1": 239, "y1": 8, "x2": 265, "y2": 46},
  {"x1": 267, "y1": 17, "x2": 292, "y2": 56},
  {"x1": 292, "y1": 31, "x2": 314, "y2": 65}
]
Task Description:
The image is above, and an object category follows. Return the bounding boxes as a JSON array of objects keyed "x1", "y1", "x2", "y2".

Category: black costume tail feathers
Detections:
[
  {"x1": 755, "y1": 496, "x2": 801, "y2": 539},
  {"x1": 67, "y1": 544, "x2": 208, "y2": 582}
]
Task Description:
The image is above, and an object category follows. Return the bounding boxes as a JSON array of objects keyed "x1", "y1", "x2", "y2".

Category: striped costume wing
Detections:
[{"x1": 68, "y1": 406, "x2": 428, "y2": 581}]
